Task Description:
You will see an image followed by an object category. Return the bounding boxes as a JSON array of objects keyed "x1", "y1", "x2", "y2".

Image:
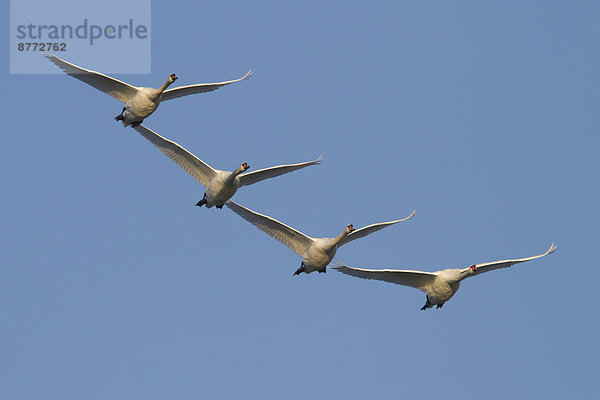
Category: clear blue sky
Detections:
[{"x1": 2, "y1": 1, "x2": 598, "y2": 399}]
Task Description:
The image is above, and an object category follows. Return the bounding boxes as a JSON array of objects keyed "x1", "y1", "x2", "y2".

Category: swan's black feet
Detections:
[
  {"x1": 436, "y1": 303, "x2": 444, "y2": 309},
  {"x1": 130, "y1": 120, "x2": 143, "y2": 128},
  {"x1": 195, "y1": 194, "x2": 207, "y2": 207},
  {"x1": 216, "y1": 205, "x2": 223, "y2": 209},
  {"x1": 318, "y1": 267, "x2": 326, "y2": 274},
  {"x1": 421, "y1": 296, "x2": 431, "y2": 311},
  {"x1": 195, "y1": 199, "x2": 206, "y2": 207},
  {"x1": 293, "y1": 265, "x2": 305, "y2": 276},
  {"x1": 115, "y1": 107, "x2": 126, "y2": 121}
]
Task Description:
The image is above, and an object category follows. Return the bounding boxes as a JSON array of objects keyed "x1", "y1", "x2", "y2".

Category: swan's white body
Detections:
[
  {"x1": 334, "y1": 243, "x2": 557, "y2": 310},
  {"x1": 45, "y1": 54, "x2": 251, "y2": 127},
  {"x1": 123, "y1": 87, "x2": 165, "y2": 126},
  {"x1": 132, "y1": 125, "x2": 321, "y2": 208},
  {"x1": 226, "y1": 201, "x2": 416, "y2": 274},
  {"x1": 204, "y1": 167, "x2": 247, "y2": 208}
]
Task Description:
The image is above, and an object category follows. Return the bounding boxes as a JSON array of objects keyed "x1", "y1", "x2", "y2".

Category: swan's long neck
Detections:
[
  {"x1": 450, "y1": 268, "x2": 472, "y2": 284},
  {"x1": 157, "y1": 78, "x2": 174, "y2": 93},
  {"x1": 150, "y1": 78, "x2": 175, "y2": 101},
  {"x1": 331, "y1": 230, "x2": 350, "y2": 247},
  {"x1": 225, "y1": 165, "x2": 245, "y2": 185}
]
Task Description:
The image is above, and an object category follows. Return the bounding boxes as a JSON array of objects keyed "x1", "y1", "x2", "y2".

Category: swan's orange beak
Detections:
[
  {"x1": 470, "y1": 265, "x2": 477, "y2": 272},
  {"x1": 170, "y1": 73, "x2": 178, "y2": 81}
]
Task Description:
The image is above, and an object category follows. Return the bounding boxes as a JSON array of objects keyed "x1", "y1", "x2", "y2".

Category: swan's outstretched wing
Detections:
[
  {"x1": 132, "y1": 125, "x2": 216, "y2": 186},
  {"x1": 333, "y1": 261, "x2": 436, "y2": 292},
  {"x1": 338, "y1": 210, "x2": 416, "y2": 247},
  {"x1": 238, "y1": 156, "x2": 322, "y2": 187},
  {"x1": 45, "y1": 54, "x2": 139, "y2": 102},
  {"x1": 470, "y1": 243, "x2": 557, "y2": 277},
  {"x1": 225, "y1": 201, "x2": 314, "y2": 257},
  {"x1": 161, "y1": 69, "x2": 252, "y2": 101}
]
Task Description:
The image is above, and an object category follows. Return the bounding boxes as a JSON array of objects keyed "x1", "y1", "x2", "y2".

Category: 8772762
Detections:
[{"x1": 18, "y1": 42, "x2": 66, "y2": 51}]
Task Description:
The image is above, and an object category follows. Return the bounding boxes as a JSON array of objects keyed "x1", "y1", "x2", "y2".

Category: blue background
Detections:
[{"x1": 2, "y1": 1, "x2": 598, "y2": 399}]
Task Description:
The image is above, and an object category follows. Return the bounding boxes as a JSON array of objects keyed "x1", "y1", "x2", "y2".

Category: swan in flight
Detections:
[
  {"x1": 45, "y1": 54, "x2": 251, "y2": 127},
  {"x1": 334, "y1": 243, "x2": 557, "y2": 310},
  {"x1": 225, "y1": 200, "x2": 416, "y2": 275},
  {"x1": 132, "y1": 125, "x2": 320, "y2": 208}
]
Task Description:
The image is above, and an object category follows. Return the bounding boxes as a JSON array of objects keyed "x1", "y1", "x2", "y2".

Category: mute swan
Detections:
[
  {"x1": 334, "y1": 243, "x2": 557, "y2": 310},
  {"x1": 225, "y1": 200, "x2": 416, "y2": 275},
  {"x1": 132, "y1": 125, "x2": 320, "y2": 208},
  {"x1": 45, "y1": 54, "x2": 251, "y2": 127}
]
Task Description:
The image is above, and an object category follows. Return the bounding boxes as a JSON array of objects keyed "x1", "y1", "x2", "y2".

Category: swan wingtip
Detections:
[
  {"x1": 404, "y1": 209, "x2": 416, "y2": 220},
  {"x1": 43, "y1": 53, "x2": 60, "y2": 62}
]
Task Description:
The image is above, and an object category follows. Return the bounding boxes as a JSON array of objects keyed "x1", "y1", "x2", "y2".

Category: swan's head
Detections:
[
  {"x1": 241, "y1": 162, "x2": 250, "y2": 171},
  {"x1": 346, "y1": 224, "x2": 355, "y2": 234},
  {"x1": 168, "y1": 73, "x2": 178, "y2": 83},
  {"x1": 459, "y1": 264, "x2": 477, "y2": 279}
]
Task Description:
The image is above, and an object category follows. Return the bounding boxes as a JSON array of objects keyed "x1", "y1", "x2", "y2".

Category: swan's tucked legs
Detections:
[
  {"x1": 216, "y1": 204, "x2": 224, "y2": 209},
  {"x1": 293, "y1": 263, "x2": 305, "y2": 276},
  {"x1": 114, "y1": 107, "x2": 126, "y2": 121},
  {"x1": 318, "y1": 267, "x2": 326, "y2": 274},
  {"x1": 195, "y1": 193, "x2": 207, "y2": 208},
  {"x1": 436, "y1": 303, "x2": 444, "y2": 309},
  {"x1": 130, "y1": 120, "x2": 143, "y2": 128},
  {"x1": 421, "y1": 296, "x2": 431, "y2": 311}
]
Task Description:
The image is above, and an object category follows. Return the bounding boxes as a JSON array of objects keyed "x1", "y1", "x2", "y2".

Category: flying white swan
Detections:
[
  {"x1": 225, "y1": 200, "x2": 416, "y2": 275},
  {"x1": 334, "y1": 243, "x2": 557, "y2": 310},
  {"x1": 132, "y1": 125, "x2": 320, "y2": 208},
  {"x1": 45, "y1": 54, "x2": 251, "y2": 127}
]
